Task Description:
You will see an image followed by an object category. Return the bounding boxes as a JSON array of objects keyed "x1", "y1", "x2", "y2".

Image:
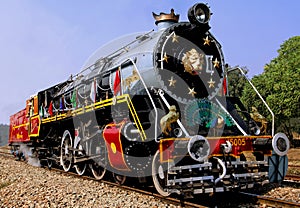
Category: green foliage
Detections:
[
  {"x1": 241, "y1": 36, "x2": 300, "y2": 138},
  {"x1": 226, "y1": 66, "x2": 249, "y2": 98}
]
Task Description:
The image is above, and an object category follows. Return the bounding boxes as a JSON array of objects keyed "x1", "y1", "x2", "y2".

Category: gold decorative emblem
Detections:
[
  {"x1": 153, "y1": 9, "x2": 180, "y2": 25},
  {"x1": 123, "y1": 69, "x2": 140, "y2": 89},
  {"x1": 208, "y1": 78, "x2": 215, "y2": 88},
  {"x1": 160, "y1": 52, "x2": 169, "y2": 63},
  {"x1": 250, "y1": 107, "x2": 268, "y2": 134},
  {"x1": 203, "y1": 36, "x2": 211, "y2": 46},
  {"x1": 188, "y1": 87, "x2": 197, "y2": 97},
  {"x1": 172, "y1": 33, "x2": 179, "y2": 43},
  {"x1": 168, "y1": 76, "x2": 177, "y2": 87},
  {"x1": 160, "y1": 105, "x2": 179, "y2": 136},
  {"x1": 182, "y1": 48, "x2": 205, "y2": 75},
  {"x1": 213, "y1": 58, "x2": 220, "y2": 68}
]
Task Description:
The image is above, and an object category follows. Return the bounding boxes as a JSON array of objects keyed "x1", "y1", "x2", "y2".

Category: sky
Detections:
[{"x1": 0, "y1": 0, "x2": 299, "y2": 124}]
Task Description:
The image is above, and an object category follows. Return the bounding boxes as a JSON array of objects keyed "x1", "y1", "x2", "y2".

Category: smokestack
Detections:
[{"x1": 152, "y1": 9, "x2": 179, "y2": 30}]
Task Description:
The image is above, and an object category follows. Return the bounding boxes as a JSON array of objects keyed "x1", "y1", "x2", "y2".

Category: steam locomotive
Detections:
[{"x1": 9, "y1": 3, "x2": 290, "y2": 196}]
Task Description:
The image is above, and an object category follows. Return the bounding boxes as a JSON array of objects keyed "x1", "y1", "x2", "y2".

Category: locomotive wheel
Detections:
[
  {"x1": 112, "y1": 173, "x2": 126, "y2": 185},
  {"x1": 89, "y1": 136, "x2": 107, "y2": 180},
  {"x1": 75, "y1": 162, "x2": 86, "y2": 175},
  {"x1": 74, "y1": 144, "x2": 87, "y2": 176},
  {"x1": 60, "y1": 130, "x2": 73, "y2": 172},
  {"x1": 152, "y1": 150, "x2": 170, "y2": 196},
  {"x1": 90, "y1": 163, "x2": 106, "y2": 180}
]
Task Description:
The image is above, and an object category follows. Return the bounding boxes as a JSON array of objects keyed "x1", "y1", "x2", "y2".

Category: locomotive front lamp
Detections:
[
  {"x1": 188, "y1": 135, "x2": 210, "y2": 162},
  {"x1": 272, "y1": 132, "x2": 290, "y2": 156},
  {"x1": 221, "y1": 141, "x2": 232, "y2": 154},
  {"x1": 188, "y1": 3, "x2": 211, "y2": 26}
]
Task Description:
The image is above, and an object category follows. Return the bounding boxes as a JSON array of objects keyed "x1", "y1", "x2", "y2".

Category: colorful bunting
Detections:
[
  {"x1": 71, "y1": 89, "x2": 77, "y2": 108},
  {"x1": 48, "y1": 101, "x2": 53, "y2": 117},
  {"x1": 90, "y1": 78, "x2": 97, "y2": 103},
  {"x1": 113, "y1": 68, "x2": 121, "y2": 95},
  {"x1": 223, "y1": 77, "x2": 227, "y2": 96},
  {"x1": 60, "y1": 96, "x2": 65, "y2": 111}
]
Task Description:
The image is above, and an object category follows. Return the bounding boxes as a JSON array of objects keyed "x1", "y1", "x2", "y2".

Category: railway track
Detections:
[
  {"x1": 0, "y1": 146, "x2": 12, "y2": 157},
  {"x1": 1, "y1": 146, "x2": 299, "y2": 207},
  {"x1": 285, "y1": 174, "x2": 300, "y2": 182},
  {"x1": 0, "y1": 147, "x2": 206, "y2": 208},
  {"x1": 288, "y1": 164, "x2": 300, "y2": 168},
  {"x1": 283, "y1": 174, "x2": 300, "y2": 189},
  {"x1": 32, "y1": 166, "x2": 300, "y2": 207},
  {"x1": 49, "y1": 167, "x2": 207, "y2": 208},
  {"x1": 240, "y1": 192, "x2": 300, "y2": 208}
]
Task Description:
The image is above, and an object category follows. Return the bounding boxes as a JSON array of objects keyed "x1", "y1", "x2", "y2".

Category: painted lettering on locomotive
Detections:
[{"x1": 9, "y1": 3, "x2": 290, "y2": 196}]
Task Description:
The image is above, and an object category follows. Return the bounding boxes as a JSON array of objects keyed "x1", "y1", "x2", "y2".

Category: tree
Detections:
[
  {"x1": 241, "y1": 36, "x2": 300, "y2": 139},
  {"x1": 226, "y1": 65, "x2": 249, "y2": 98}
]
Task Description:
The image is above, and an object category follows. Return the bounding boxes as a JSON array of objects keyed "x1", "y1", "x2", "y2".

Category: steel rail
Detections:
[
  {"x1": 1, "y1": 150, "x2": 299, "y2": 208},
  {"x1": 240, "y1": 191, "x2": 300, "y2": 208},
  {"x1": 0, "y1": 146, "x2": 12, "y2": 157},
  {"x1": 288, "y1": 164, "x2": 300, "y2": 168},
  {"x1": 285, "y1": 174, "x2": 300, "y2": 182},
  {"x1": 49, "y1": 167, "x2": 207, "y2": 208},
  {"x1": 0, "y1": 152, "x2": 206, "y2": 207}
]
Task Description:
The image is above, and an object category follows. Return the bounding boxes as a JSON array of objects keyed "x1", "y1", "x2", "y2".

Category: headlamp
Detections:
[{"x1": 188, "y1": 3, "x2": 211, "y2": 26}]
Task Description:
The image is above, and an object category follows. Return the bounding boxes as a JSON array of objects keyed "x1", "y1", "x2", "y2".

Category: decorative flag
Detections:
[
  {"x1": 71, "y1": 89, "x2": 77, "y2": 108},
  {"x1": 48, "y1": 101, "x2": 53, "y2": 117},
  {"x1": 39, "y1": 105, "x2": 44, "y2": 117},
  {"x1": 90, "y1": 78, "x2": 97, "y2": 103},
  {"x1": 223, "y1": 77, "x2": 227, "y2": 96},
  {"x1": 113, "y1": 68, "x2": 121, "y2": 96},
  {"x1": 60, "y1": 96, "x2": 65, "y2": 111}
]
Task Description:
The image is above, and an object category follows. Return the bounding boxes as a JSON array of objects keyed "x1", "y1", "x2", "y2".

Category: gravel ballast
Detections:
[
  {"x1": 0, "y1": 157, "x2": 179, "y2": 208},
  {"x1": 0, "y1": 155, "x2": 299, "y2": 207}
]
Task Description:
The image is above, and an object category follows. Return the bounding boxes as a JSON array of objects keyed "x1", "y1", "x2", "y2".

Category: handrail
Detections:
[
  {"x1": 227, "y1": 67, "x2": 275, "y2": 136},
  {"x1": 75, "y1": 30, "x2": 155, "y2": 78},
  {"x1": 126, "y1": 58, "x2": 159, "y2": 141}
]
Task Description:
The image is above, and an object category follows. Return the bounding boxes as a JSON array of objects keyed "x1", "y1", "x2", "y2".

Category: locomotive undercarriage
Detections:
[
  {"x1": 154, "y1": 152, "x2": 270, "y2": 197},
  {"x1": 34, "y1": 126, "x2": 109, "y2": 178}
]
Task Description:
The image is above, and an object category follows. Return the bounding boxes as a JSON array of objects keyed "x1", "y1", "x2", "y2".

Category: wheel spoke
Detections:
[{"x1": 60, "y1": 130, "x2": 73, "y2": 172}]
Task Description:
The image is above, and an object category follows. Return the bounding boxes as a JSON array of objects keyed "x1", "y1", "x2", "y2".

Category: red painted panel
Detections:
[
  {"x1": 9, "y1": 109, "x2": 30, "y2": 144},
  {"x1": 209, "y1": 136, "x2": 272, "y2": 156},
  {"x1": 29, "y1": 116, "x2": 40, "y2": 136},
  {"x1": 159, "y1": 139, "x2": 175, "y2": 162},
  {"x1": 103, "y1": 122, "x2": 130, "y2": 171}
]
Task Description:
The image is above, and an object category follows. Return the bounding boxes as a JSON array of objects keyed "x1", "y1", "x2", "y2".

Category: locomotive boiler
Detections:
[{"x1": 9, "y1": 3, "x2": 290, "y2": 196}]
